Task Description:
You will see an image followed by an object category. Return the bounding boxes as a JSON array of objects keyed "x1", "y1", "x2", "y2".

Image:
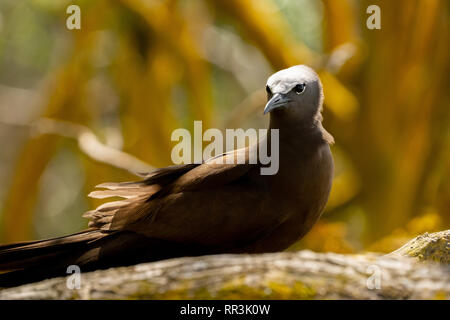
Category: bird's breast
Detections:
[{"x1": 261, "y1": 143, "x2": 334, "y2": 246}]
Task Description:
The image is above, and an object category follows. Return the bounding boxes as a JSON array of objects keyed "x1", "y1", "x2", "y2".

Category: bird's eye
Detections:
[
  {"x1": 265, "y1": 85, "x2": 272, "y2": 97},
  {"x1": 293, "y1": 83, "x2": 306, "y2": 94}
]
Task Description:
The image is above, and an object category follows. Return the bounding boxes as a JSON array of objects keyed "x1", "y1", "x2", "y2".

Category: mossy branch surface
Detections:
[{"x1": 0, "y1": 230, "x2": 448, "y2": 300}]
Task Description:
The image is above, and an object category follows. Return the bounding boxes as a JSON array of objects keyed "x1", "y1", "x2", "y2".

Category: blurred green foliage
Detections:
[{"x1": 0, "y1": 0, "x2": 448, "y2": 253}]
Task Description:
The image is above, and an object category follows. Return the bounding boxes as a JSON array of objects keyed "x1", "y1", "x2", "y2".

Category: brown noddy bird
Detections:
[{"x1": 0, "y1": 65, "x2": 334, "y2": 287}]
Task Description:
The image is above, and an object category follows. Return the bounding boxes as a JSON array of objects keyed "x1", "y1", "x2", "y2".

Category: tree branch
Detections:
[
  {"x1": 0, "y1": 230, "x2": 448, "y2": 300},
  {"x1": 1, "y1": 117, "x2": 154, "y2": 174}
]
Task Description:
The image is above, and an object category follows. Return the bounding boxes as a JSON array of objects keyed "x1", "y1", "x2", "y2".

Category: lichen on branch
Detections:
[{"x1": 0, "y1": 230, "x2": 449, "y2": 300}]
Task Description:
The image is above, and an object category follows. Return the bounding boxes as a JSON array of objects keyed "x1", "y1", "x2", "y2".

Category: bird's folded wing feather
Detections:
[{"x1": 84, "y1": 146, "x2": 278, "y2": 247}]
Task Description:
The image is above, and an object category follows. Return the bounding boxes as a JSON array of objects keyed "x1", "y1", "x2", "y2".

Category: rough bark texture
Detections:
[{"x1": 0, "y1": 230, "x2": 448, "y2": 300}]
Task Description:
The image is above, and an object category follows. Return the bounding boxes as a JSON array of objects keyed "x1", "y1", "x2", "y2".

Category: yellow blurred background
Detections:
[{"x1": 0, "y1": 0, "x2": 448, "y2": 253}]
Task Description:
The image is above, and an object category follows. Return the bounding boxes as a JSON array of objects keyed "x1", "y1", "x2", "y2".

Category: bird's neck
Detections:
[
  {"x1": 260, "y1": 113, "x2": 333, "y2": 190},
  {"x1": 268, "y1": 113, "x2": 333, "y2": 150}
]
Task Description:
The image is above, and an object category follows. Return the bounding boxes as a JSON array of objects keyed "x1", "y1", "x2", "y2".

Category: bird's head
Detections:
[{"x1": 264, "y1": 65, "x2": 324, "y2": 123}]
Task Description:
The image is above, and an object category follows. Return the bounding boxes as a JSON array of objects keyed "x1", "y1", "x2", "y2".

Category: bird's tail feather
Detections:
[
  {"x1": 0, "y1": 230, "x2": 107, "y2": 287},
  {"x1": 0, "y1": 230, "x2": 204, "y2": 288}
]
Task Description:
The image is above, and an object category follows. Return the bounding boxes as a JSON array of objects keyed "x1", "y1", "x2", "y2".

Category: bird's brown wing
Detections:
[
  {"x1": 83, "y1": 163, "x2": 201, "y2": 228},
  {"x1": 85, "y1": 147, "x2": 281, "y2": 249}
]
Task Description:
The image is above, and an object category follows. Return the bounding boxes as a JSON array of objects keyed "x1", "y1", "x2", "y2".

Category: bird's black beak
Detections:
[{"x1": 264, "y1": 93, "x2": 291, "y2": 114}]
